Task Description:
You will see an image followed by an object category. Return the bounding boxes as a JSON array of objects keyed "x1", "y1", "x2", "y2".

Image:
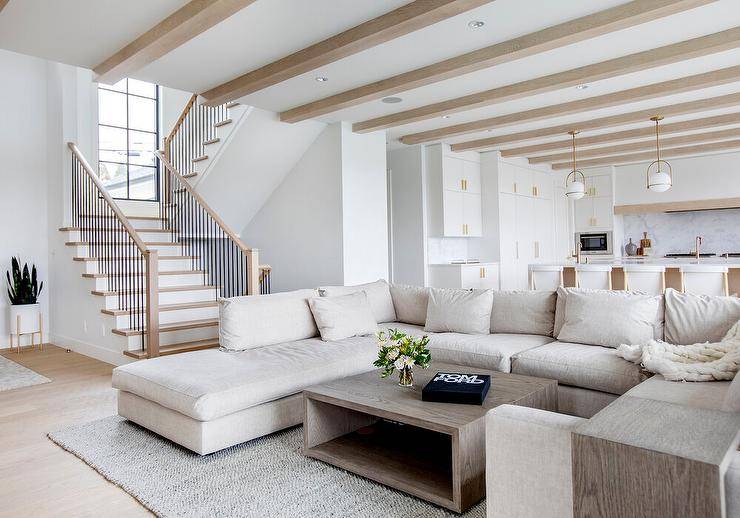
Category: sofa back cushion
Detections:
[
  {"x1": 424, "y1": 288, "x2": 493, "y2": 335},
  {"x1": 219, "y1": 289, "x2": 319, "y2": 351},
  {"x1": 319, "y1": 279, "x2": 396, "y2": 323},
  {"x1": 664, "y1": 288, "x2": 740, "y2": 345},
  {"x1": 491, "y1": 290, "x2": 556, "y2": 336},
  {"x1": 390, "y1": 284, "x2": 429, "y2": 326},
  {"x1": 308, "y1": 291, "x2": 378, "y2": 342},
  {"x1": 556, "y1": 289, "x2": 663, "y2": 348}
]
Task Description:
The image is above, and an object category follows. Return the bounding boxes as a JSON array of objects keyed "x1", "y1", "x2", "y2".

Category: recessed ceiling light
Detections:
[
  {"x1": 315, "y1": 76, "x2": 329, "y2": 82},
  {"x1": 381, "y1": 96, "x2": 403, "y2": 104},
  {"x1": 468, "y1": 20, "x2": 485, "y2": 29},
  {"x1": 576, "y1": 84, "x2": 589, "y2": 90},
  {"x1": 442, "y1": 115, "x2": 452, "y2": 119}
]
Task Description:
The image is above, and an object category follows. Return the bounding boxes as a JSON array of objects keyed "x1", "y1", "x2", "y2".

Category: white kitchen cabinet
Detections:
[
  {"x1": 532, "y1": 173, "x2": 553, "y2": 199},
  {"x1": 575, "y1": 195, "x2": 613, "y2": 231},
  {"x1": 533, "y1": 197, "x2": 554, "y2": 262},
  {"x1": 428, "y1": 262, "x2": 500, "y2": 290},
  {"x1": 426, "y1": 145, "x2": 482, "y2": 238},
  {"x1": 499, "y1": 164, "x2": 517, "y2": 194},
  {"x1": 463, "y1": 192, "x2": 482, "y2": 236},
  {"x1": 462, "y1": 160, "x2": 481, "y2": 194},
  {"x1": 515, "y1": 168, "x2": 533, "y2": 197},
  {"x1": 498, "y1": 193, "x2": 518, "y2": 290}
]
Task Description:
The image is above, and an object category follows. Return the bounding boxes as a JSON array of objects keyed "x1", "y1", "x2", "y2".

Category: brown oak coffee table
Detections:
[{"x1": 303, "y1": 363, "x2": 557, "y2": 513}]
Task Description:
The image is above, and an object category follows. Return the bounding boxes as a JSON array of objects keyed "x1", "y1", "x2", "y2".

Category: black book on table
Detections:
[{"x1": 422, "y1": 372, "x2": 491, "y2": 405}]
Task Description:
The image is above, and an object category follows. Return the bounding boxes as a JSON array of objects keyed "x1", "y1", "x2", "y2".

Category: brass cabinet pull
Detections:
[
  {"x1": 513, "y1": 182, "x2": 517, "y2": 193},
  {"x1": 461, "y1": 179, "x2": 465, "y2": 190}
]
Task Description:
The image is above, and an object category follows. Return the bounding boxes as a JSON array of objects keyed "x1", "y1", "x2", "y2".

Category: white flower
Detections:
[
  {"x1": 394, "y1": 358, "x2": 405, "y2": 370},
  {"x1": 387, "y1": 348, "x2": 400, "y2": 361},
  {"x1": 402, "y1": 355, "x2": 414, "y2": 367}
]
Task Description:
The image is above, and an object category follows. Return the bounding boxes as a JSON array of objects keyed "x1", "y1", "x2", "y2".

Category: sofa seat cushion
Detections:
[
  {"x1": 624, "y1": 374, "x2": 732, "y2": 411},
  {"x1": 512, "y1": 341, "x2": 646, "y2": 395},
  {"x1": 428, "y1": 332, "x2": 554, "y2": 373},
  {"x1": 378, "y1": 321, "x2": 429, "y2": 337},
  {"x1": 112, "y1": 337, "x2": 378, "y2": 421}
]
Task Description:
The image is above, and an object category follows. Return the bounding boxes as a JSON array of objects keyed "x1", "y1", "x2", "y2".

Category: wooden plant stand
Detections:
[{"x1": 9, "y1": 313, "x2": 43, "y2": 354}]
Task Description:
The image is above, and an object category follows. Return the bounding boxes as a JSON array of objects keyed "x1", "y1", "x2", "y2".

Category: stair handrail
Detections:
[
  {"x1": 68, "y1": 143, "x2": 149, "y2": 252},
  {"x1": 156, "y1": 150, "x2": 260, "y2": 294},
  {"x1": 67, "y1": 142, "x2": 160, "y2": 357},
  {"x1": 163, "y1": 93, "x2": 197, "y2": 163}
]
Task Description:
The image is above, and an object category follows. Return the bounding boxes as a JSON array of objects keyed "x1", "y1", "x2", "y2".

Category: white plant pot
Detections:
[{"x1": 9, "y1": 303, "x2": 41, "y2": 335}]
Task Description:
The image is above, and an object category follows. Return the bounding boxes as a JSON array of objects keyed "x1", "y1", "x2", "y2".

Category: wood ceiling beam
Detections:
[
  {"x1": 358, "y1": 21, "x2": 740, "y2": 134},
  {"x1": 550, "y1": 138, "x2": 740, "y2": 169},
  {"x1": 499, "y1": 112, "x2": 740, "y2": 157},
  {"x1": 450, "y1": 91, "x2": 740, "y2": 152},
  {"x1": 0, "y1": 1, "x2": 9, "y2": 14},
  {"x1": 530, "y1": 127, "x2": 740, "y2": 163},
  {"x1": 281, "y1": 0, "x2": 715, "y2": 123},
  {"x1": 200, "y1": 0, "x2": 493, "y2": 106},
  {"x1": 94, "y1": 0, "x2": 255, "y2": 85},
  {"x1": 399, "y1": 64, "x2": 740, "y2": 145}
]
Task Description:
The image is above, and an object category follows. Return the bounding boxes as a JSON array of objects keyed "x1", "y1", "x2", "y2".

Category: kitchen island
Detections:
[{"x1": 534, "y1": 257, "x2": 740, "y2": 294}]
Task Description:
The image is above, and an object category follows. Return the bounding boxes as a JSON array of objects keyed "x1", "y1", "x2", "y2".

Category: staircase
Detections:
[{"x1": 60, "y1": 96, "x2": 271, "y2": 360}]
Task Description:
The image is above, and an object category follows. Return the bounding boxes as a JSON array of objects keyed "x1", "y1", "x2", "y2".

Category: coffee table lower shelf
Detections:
[{"x1": 305, "y1": 419, "x2": 455, "y2": 510}]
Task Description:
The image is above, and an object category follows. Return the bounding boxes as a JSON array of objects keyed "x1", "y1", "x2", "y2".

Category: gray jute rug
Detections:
[
  {"x1": 49, "y1": 416, "x2": 486, "y2": 518},
  {"x1": 0, "y1": 354, "x2": 50, "y2": 391}
]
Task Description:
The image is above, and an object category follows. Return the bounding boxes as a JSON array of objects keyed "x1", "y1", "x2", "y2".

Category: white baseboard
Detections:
[{"x1": 50, "y1": 333, "x2": 133, "y2": 366}]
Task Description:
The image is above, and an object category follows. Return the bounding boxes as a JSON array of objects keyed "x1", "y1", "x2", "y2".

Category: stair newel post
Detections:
[
  {"x1": 246, "y1": 248, "x2": 260, "y2": 295},
  {"x1": 145, "y1": 249, "x2": 160, "y2": 358}
]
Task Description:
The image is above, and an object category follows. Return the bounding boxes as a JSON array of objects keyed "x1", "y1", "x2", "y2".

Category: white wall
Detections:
[
  {"x1": 241, "y1": 122, "x2": 389, "y2": 292},
  {"x1": 388, "y1": 146, "x2": 427, "y2": 286},
  {"x1": 0, "y1": 50, "x2": 50, "y2": 347},
  {"x1": 340, "y1": 124, "x2": 389, "y2": 285},
  {"x1": 160, "y1": 86, "x2": 192, "y2": 137},
  {"x1": 613, "y1": 151, "x2": 740, "y2": 206},
  {"x1": 197, "y1": 107, "x2": 326, "y2": 233}
]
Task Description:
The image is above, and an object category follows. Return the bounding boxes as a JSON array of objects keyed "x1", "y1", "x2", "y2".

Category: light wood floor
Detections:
[{"x1": 0, "y1": 345, "x2": 150, "y2": 517}]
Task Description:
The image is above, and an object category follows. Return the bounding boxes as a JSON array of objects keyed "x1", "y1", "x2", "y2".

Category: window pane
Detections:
[
  {"x1": 99, "y1": 162, "x2": 128, "y2": 198},
  {"x1": 128, "y1": 95, "x2": 156, "y2": 132},
  {"x1": 100, "y1": 78, "x2": 127, "y2": 93},
  {"x1": 98, "y1": 89, "x2": 127, "y2": 127},
  {"x1": 98, "y1": 126, "x2": 127, "y2": 163},
  {"x1": 128, "y1": 130, "x2": 157, "y2": 166},
  {"x1": 128, "y1": 165, "x2": 157, "y2": 200},
  {"x1": 128, "y1": 79, "x2": 156, "y2": 99}
]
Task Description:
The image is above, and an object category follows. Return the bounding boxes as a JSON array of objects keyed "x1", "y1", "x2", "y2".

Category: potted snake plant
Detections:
[{"x1": 6, "y1": 257, "x2": 43, "y2": 335}]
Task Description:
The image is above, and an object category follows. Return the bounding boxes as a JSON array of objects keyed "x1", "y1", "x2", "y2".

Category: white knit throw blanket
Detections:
[{"x1": 617, "y1": 321, "x2": 740, "y2": 382}]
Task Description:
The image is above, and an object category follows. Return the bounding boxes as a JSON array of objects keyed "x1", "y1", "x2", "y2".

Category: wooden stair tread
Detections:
[
  {"x1": 192, "y1": 155, "x2": 209, "y2": 163},
  {"x1": 225, "y1": 102, "x2": 239, "y2": 109},
  {"x1": 123, "y1": 338, "x2": 219, "y2": 359},
  {"x1": 203, "y1": 138, "x2": 220, "y2": 145},
  {"x1": 91, "y1": 284, "x2": 217, "y2": 296},
  {"x1": 113, "y1": 318, "x2": 218, "y2": 336},
  {"x1": 182, "y1": 172, "x2": 198, "y2": 178},
  {"x1": 102, "y1": 300, "x2": 218, "y2": 316},
  {"x1": 214, "y1": 119, "x2": 232, "y2": 127},
  {"x1": 82, "y1": 269, "x2": 204, "y2": 279},
  {"x1": 60, "y1": 227, "x2": 175, "y2": 233},
  {"x1": 74, "y1": 255, "x2": 196, "y2": 262},
  {"x1": 66, "y1": 241, "x2": 181, "y2": 246}
]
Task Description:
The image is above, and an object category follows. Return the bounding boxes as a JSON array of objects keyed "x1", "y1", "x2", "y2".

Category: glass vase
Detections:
[{"x1": 398, "y1": 366, "x2": 413, "y2": 387}]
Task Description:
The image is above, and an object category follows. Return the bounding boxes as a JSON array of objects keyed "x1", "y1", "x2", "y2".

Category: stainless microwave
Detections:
[{"x1": 575, "y1": 231, "x2": 613, "y2": 255}]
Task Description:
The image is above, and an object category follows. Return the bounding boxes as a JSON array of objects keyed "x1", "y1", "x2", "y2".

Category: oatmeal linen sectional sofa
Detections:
[{"x1": 111, "y1": 281, "x2": 740, "y2": 499}]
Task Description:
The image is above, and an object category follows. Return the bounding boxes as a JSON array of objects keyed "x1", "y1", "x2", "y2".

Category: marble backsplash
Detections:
[
  {"x1": 622, "y1": 208, "x2": 740, "y2": 257},
  {"x1": 427, "y1": 237, "x2": 482, "y2": 264}
]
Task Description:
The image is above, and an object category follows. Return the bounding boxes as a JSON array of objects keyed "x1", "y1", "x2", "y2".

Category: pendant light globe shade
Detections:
[
  {"x1": 566, "y1": 179, "x2": 586, "y2": 199},
  {"x1": 648, "y1": 170, "x2": 672, "y2": 192}
]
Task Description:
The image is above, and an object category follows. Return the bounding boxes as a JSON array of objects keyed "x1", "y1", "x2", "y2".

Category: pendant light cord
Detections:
[
  {"x1": 655, "y1": 118, "x2": 661, "y2": 167},
  {"x1": 571, "y1": 132, "x2": 577, "y2": 172}
]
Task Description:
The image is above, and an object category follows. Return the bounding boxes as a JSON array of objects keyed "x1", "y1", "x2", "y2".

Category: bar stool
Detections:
[
  {"x1": 528, "y1": 265, "x2": 564, "y2": 290},
  {"x1": 679, "y1": 264, "x2": 729, "y2": 296},
  {"x1": 622, "y1": 264, "x2": 666, "y2": 295},
  {"x1": 575, "y1": 263, "x2": 613, "y2": 290}
]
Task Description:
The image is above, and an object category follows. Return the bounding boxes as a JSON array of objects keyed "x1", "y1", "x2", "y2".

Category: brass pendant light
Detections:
[
  {"x1": 646, "y1": 116, "x2": 672, "y2": 192},
  {"x1": 565, "y1": 130, "x2": 586, "y2": 199}
]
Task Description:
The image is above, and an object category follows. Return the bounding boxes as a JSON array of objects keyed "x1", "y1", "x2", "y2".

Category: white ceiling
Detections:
[{"x1": 2, "y1": 0, "x2": 740, "y2": 160}]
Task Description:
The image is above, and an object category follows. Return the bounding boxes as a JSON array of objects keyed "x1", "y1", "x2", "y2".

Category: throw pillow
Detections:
[
  {"x1": 664, "y1": 288, "x2": 740, "y2": 345},
  {"x1": 219, "y1": 289, "x2": 319, "y2": 351},
  {"x1": 491, "y1": 290, "x2": 556, "y2": 336},
  {"x1": 308, "y1": 291, "x2": 378, "y2": 342},
  {"x1": 319, "y1": 279, "x2": 396, "y2": 323},
  {"x1": 557, "y1": 289, "x2": 663, "y2": 348},
  {"x1": 424, "y1": 288, "x2": 493, "y2": 335},
  {"x1": 389, "y1": 284, "x2": 429, "y2": 326}
]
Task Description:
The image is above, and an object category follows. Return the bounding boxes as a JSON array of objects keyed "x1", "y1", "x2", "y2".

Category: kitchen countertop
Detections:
[
  {"x1": 428, "y1": 261, "x2": 499, "y2": 266},
  {"x1": 535, "y1": 257, "x2": 740, "y2": 268}
]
